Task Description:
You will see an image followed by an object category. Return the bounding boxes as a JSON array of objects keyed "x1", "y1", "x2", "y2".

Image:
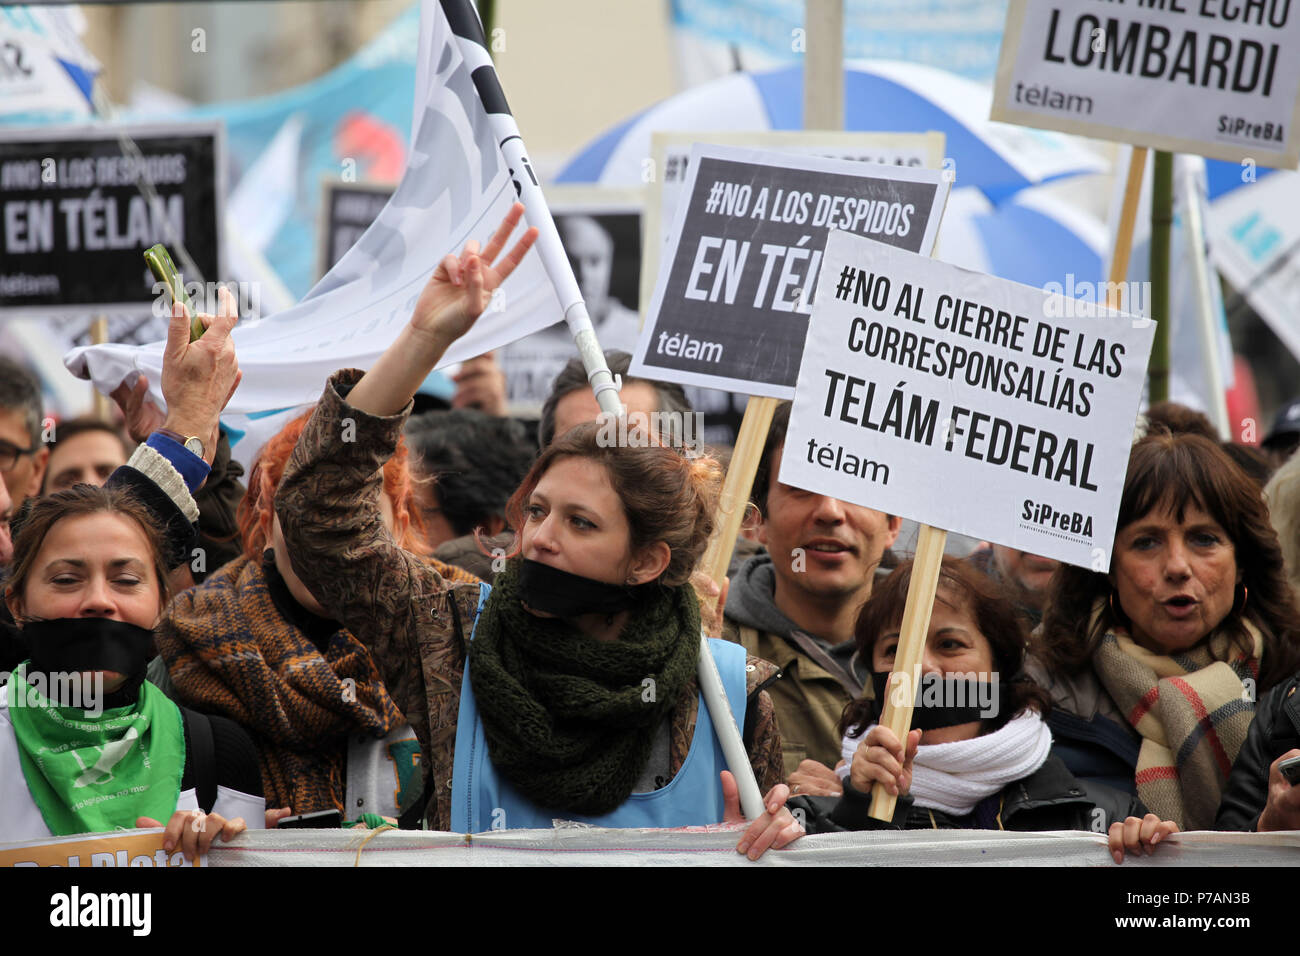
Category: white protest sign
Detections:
[
  {"x1": 991, "y1": 0, "x2": 1300, "y2": 168},
  {"x1": 782, "y1": 229, "x2": 1154, "y2": 569},
  {"x1": 632, "y1": 144, "x2": 950, "y2": 399},
  {"x1": 641, "y1": 131, "x2": 946, "y2": 314}
]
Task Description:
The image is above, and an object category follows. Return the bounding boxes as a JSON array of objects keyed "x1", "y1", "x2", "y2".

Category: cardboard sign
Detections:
[
  {"x1": 991, "y1": 0, "x2": 1300, "y2": 168},
  {"x1": 782, "y1": 229, "x2": 1154, "y2": 569},
  {"x1": 0, "y1": 829, "x2": 203, "y2": 868},
  {"x1": 0, "y1": 122, "x2": 224, "y2": 317},
  {"x1": 632, "y1": 144, "x2": 949, "y2": 399}
]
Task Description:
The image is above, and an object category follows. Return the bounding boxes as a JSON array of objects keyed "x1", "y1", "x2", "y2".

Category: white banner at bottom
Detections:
[{"x1": 190, "y1": 826, "x2": 1300, "y2": 867}]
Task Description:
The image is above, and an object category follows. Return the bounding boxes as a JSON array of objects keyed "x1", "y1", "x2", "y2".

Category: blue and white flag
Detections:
[
  {"x1": 0, "y1": 5, "x2": 98, "y2": 125},
  {"x1": 66, "y1": 0, "x2": 567, "y2": 464}
]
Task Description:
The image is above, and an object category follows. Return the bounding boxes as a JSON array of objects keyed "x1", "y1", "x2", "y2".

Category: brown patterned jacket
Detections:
[{"x1": 275, "y1": 370, "x2": 785, "y2": 830}]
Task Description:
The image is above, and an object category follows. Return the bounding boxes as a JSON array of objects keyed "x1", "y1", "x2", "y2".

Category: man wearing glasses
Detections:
[{"x1": 0, "y1": 358, "x2": 48, "y2": 540}]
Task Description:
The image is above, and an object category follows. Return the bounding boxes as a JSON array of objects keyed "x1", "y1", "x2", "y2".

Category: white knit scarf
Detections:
[{"x1": 840, "y1": 712, "x2": 1053, "y2": 817}]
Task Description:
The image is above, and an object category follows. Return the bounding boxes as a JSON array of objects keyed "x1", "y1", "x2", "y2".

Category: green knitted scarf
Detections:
[{"x1": 468, "y1": 560, "x2": 700, "y2": 815}]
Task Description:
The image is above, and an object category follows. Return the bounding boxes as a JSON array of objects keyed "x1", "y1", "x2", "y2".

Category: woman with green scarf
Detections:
[
  {"x1": 0, "y1": 290, "x2": 263, "y2": 860},
  {"x1": 0, "y1": 483, "x2": 264, "y2": 859},
  {"x1": 274, "y1": 205, "x2": 800, "y2": 858}
]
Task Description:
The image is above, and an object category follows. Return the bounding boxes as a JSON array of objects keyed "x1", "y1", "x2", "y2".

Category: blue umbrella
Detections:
[
  {"x1": 558, "y1": 61, "x2": 1106, "y2": 203},
  {"x1": 936, "y1": 186, "x2": 1105, "y2": 291}
]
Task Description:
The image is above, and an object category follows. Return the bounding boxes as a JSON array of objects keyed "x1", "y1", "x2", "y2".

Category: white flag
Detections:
[{"x1": 65, "y1": 0, "x2": 564, "y2": 464}]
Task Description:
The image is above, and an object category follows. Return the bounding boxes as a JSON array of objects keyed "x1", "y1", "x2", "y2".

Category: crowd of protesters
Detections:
[{"x1": 2, "y1": 205, "x2": 1299, "y2": 864}]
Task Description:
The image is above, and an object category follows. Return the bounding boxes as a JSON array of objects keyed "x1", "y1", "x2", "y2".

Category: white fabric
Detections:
[
  {"x1": 65, "y1": 0, "x2": 566, "y2": 470},
  {"x1": 186, "y1": 826, "x2": 1300, "y2": 868},
  {"x1": 841, "y1": 712, "x2": 1053, "y2": 817}
]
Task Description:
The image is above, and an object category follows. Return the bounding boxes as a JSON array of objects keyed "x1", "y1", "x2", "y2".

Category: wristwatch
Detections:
[{"x1": 158, "y1": 429, "x2": 205, "y2": 460}]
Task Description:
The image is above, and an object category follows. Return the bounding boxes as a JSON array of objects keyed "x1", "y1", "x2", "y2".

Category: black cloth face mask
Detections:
[
  {"x1": 869, "y1": 670, "x2": 1008, "y2": 731},
  {"x1": 517, "y1": 559, "x2": 652, "y2": 618},
  {"x1": 23, "y1": 617, "x2": 154, "y2": 680}
]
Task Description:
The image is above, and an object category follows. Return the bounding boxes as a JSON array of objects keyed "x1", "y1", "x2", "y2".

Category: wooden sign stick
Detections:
[
  {"x1": 700, "y1": 395, "x2": 778, "y2": 587},
  {"x1": 868, "y1": 522, "x2": 948, "y2": 821},
  {"x1": 1108, "y1": 146, "x2": 1148, "y2": 311},
  {"x1": 90, "y1": 316, "x2": 111, "y2": 422}
]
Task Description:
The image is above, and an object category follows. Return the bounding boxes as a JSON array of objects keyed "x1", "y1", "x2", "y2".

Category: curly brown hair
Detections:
[
  {"x1": 840, "y1": 556, "x2": 1052, "y2": 739},
  {"x1": 1037, "y1": 430, "x2": 1300, "y2": 693},
  {"x1": 503, "y1": 420, "x2": 721, "y2": 587},
  {"x1": 237, "y1": 409, "x2": 428, "y2": 560}
]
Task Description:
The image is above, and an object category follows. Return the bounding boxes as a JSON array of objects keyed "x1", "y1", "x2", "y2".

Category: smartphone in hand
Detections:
[
  {"x1": 145, "y1": 244, "x2": 204, "y2": 342},
  {"x1": 1279, "y1": 754, "x2": 1300, "y2": 786}
]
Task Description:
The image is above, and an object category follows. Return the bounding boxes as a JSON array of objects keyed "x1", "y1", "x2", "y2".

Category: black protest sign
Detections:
[
  {"x1": 317, "y1": 180, "x2": 394, "y2": 279},
  {"x1": 631, "y1": 144, "x2": 949, "y2": 399},
  {"x1": 0, "y1": 123, "x2": 222, "y2": 316}
]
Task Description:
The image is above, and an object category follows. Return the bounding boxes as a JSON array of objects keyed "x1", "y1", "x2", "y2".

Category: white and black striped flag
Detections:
[{"x1": 67, "y1": 0, "x2": 615, "y2": 465}]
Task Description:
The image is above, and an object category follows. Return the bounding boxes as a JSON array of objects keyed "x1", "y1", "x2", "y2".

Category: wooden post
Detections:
[
  {"x1": 1108, "y1": 147, "x2": 1148, "y2": 311},
  {"x1": 867, "y1": 523, "x2": 947, "y2": 821},
  {"x1": 90, "y1": 316, "x2": 111, "y2": 422},
  {"x1": 1148, "y1": 150, "x2": 1174, "y2": 405},
  {"x1": 700, "y1": 396, "x2": 778, "y2": 586},
  {"x1": 803, "y1": 0, "x2": 843, "y2": 131}
]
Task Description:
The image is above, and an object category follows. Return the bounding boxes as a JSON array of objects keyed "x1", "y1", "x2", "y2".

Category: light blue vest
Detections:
[{"x1": 451, "y1": 583, "x2": 748, "y2": 833}]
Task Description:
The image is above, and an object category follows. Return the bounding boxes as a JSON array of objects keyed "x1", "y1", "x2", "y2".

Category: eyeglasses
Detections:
[{"x1": 0, "y1": 439, "x2": 37, "y2": 472}]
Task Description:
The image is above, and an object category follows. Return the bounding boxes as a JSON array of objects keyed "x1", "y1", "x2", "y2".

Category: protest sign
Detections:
[
  {"x1": 316, "y1": 180, "x2": 395, "y2": 279},
  {"x1": 0, "y1": 829, "x2": 202, "y2": 868},
  {"x1": 782, "y1": 229, "x2": 1154, "y2": 570},
  {"x1": 990, "y1": 0, "x2": 1300, "y2": 168},
  {"x1": 632, "y1": 144, "x2": 949, "y2": 399},
  {"x1": 641, "y1": 131, "x2": 945, "y2": 313},
  {"x1": 640, "y1": 133, "x2": 945, "y2": 446},
  {"x1": 0, "y1": 122, "x2": 224, "y2": 317}
]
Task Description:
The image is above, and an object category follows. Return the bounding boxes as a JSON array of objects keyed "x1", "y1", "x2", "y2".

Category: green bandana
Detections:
[
  {"x1": 469, "y1": 560, "x2": 700, "y2": 815},
  {"x1": 7, "y1": 663, "x2": 185, "y2": 836}
]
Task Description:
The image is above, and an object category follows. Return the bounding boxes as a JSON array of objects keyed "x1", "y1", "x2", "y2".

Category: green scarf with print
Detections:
[{"x1": 7, "y1": 663, "x2": 185, "y2": 835}]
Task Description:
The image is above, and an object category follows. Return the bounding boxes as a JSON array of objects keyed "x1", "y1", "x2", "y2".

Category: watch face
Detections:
[{"x1": 184, "y1": 437, "x2": 204, "y2": 457}]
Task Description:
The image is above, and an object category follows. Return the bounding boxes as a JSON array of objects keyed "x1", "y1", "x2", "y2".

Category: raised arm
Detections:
[
  {"x1": 346, "y1": 202, "x2": 537, "y2": 417},
  {"x1": 273, "y1": 205, "x2": 536, "y2": 724}
]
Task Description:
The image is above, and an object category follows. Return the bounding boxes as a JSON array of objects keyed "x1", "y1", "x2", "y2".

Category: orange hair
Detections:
[{"x1": 236, "y1": 408, "x2": 429, "y2": 560}]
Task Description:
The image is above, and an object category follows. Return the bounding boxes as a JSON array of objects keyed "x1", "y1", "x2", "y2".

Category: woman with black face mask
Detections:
[
  {"x1": 0, "y1": 285, "x2": 260, "y2": 859},
  {"x1": 273, "y1": 205, "x2": 800, "y2": 858},
  {"x1": 0, "y1": 485, "x2": 263, "y2": 858},
  {"x1": 783, "y1": 558, "x2": 1179, "y2": 864}
]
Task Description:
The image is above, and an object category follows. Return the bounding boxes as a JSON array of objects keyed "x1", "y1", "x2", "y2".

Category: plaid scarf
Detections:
[
  {"x1": 1090, "y1": 602, "x2": 1261, "y2": 830},
  {"x1": 156, "y1": 555, "x2": 417, "y2": 814}
]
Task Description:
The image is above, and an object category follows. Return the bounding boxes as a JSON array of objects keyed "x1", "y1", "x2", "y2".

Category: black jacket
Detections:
[
  {"x1": 1215, "y1": 674, "x2": 1300, "y2": 831},
  {"x1": 791, "y1": 754, "x2": 1145, "y2": 833}
]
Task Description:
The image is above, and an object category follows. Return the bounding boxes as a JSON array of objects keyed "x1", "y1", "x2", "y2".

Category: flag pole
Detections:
[{"x1": 439, "y1": 0, "x2": 765, "y2": 818}]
